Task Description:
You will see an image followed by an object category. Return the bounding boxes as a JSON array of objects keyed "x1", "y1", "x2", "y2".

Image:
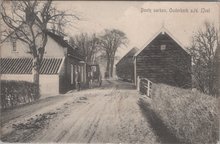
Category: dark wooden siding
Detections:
[
  {"x1": 136, "y1": 32, "x2": 191, "y2": 88},
  {"x1": 116, "y1": 48, "x2": 138, "y2": 82},
  {"x1": 116, "y1": 59, "x2": 134, "y2": 82}
]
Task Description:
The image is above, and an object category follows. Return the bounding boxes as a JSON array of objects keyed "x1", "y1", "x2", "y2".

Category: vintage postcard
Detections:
[{"x1": 0, "y1": 0, "x2": 219, "y2": 143}]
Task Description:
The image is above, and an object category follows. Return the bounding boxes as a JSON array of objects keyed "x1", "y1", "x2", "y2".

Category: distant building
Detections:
[
  {"x1": 0, "y1": 31, "x2": 87, "y2": 97},
  {"x1": 116, "y1": 47, "x2": 139, "y2": 82},
  {"x1": 134, "y1": 28, "x2": 192, "y2": 88}
]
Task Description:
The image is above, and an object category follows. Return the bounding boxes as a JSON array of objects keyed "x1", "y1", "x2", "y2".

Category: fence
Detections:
[{"x1": 137, "y1": 76, "x2": 153, "y2": 97}]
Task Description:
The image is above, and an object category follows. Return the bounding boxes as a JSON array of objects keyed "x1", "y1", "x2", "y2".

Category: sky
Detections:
[{"x1": 54, "y1": 1, "x2": 219, "y2": 58}]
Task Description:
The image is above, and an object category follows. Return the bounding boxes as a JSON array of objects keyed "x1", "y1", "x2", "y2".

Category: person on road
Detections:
[{"x1": 88, "y1": 71, "x2": 93, "y2": 88}]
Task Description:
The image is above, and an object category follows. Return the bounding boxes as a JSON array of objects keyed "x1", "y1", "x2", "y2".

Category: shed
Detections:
[
  {"x1": 134, "y1": 28, "x2": 192, "y2": 88},
  {"x1": 116, "y1": 47, "x2": 138, "y2": 82}
]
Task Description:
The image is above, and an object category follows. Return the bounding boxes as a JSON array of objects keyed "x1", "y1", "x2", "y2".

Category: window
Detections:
[{"x1": 160, "y1": 44, "x2": 166, "y2": 51}]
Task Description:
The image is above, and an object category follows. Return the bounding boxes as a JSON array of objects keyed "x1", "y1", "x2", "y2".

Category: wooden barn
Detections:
[
  {"x1": 116, "y1": 47, "x2": 138, "y2": 82},
  {"x1": 134, "y1": 28, "x2": 192, "y2": 88}
]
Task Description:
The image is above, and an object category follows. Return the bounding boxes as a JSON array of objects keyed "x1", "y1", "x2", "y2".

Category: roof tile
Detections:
[{"x1": 0, "y1": 58, "x2": 63, "y2": 74}]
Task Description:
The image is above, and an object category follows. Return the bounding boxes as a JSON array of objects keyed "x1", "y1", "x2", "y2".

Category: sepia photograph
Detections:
[{"x1": 0, "y1": 0, "x2": 219, "y2": 143}]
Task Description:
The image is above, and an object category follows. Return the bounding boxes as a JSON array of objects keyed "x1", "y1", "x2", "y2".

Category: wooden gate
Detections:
[{"x1": 137, "y1": 76, "x2": 152, "y2": 97}]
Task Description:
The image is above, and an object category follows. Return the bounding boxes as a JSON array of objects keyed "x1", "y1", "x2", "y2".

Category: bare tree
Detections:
[
  {"x1": 188, "y1": 21, "x2": 218, "y2": 95},
  {"x1": 1, "y1": 0, "x2": 79, "y2": 97},
  {"x1": 69, "y1": 33, "x2": 100, "y2": 64},
  {"x1": 100, "y1": 29, "x2": 128, "y2": 78}
]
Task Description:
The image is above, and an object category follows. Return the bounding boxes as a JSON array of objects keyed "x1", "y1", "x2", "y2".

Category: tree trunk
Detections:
[
  {"x1": 106, "y1": 57, "x2": 110, "y2": 78},
  {"x1": 109, "y1": 58, "x2": 112, "y2": 77},
  {"x1": 32, "y1": 57, "x2": 40, "y2": 99},
  {"x1": 108, "y1": 58, "x2": 112, "y2": 77},
  {"x1": 110, "y1": 57, "x2": 115, "y2": 78}
]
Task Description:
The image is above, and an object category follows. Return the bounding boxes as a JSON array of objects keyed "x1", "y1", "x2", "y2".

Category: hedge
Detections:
[
  {"x1": 1, "y1": 80, "x2": 39, "y2": 109},
  {"x1": 151, "y1": 84, "x2": 219, "y2": 144}
]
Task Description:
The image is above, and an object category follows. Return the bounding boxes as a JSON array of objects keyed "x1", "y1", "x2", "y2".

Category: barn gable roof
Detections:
[
  {"x1": 0, "y1": 57, "x2": 64, "y2": 74},
  {"x1": 116, "y1": 47, "x2": 139, "y2": 66},
  {"x1": 134, "y1": 27, "x2": 189, "y2": 57}
]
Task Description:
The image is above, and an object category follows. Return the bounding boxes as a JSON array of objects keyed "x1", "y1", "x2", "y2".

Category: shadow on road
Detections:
[{"x1": 138, "y1": 98, "x2": 181, "y2": 144}]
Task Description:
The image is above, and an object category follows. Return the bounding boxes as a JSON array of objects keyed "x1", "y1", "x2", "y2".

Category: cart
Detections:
[{"x1": 88, "y1": 64, "x2": 102, "y2": 87}]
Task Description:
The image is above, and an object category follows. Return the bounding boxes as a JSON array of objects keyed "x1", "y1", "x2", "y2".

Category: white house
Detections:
[{"x1": 0, "y1": 31, "x2": 87, "y2": 97}]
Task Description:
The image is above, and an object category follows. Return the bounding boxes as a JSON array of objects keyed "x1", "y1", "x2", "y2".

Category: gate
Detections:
[{"x1": 137, "y1": 76, "x2": 152, "y2": 97}]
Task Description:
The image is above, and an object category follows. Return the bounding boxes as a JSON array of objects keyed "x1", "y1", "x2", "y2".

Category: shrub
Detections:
[
  {"x1": 151, "y1": 84, "x2": 219, "y2": 144},
  {"x1": 1, "y1": 80, "x2": 38, "y2": 109}
]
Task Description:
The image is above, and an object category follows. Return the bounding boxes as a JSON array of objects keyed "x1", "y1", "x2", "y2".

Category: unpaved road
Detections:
[{"x1": 1, "y1": 80, "x2": 160, "y2": 143}]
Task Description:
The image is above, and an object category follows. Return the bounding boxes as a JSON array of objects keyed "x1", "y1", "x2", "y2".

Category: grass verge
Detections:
[{"x1": 151, "y1": 84, "x2": 219, "y2": 144}]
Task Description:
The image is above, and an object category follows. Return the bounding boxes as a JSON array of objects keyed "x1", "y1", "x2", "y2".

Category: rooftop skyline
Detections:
[{"x1": 49, "y1": 2, "x2": 219, "y2": 57}]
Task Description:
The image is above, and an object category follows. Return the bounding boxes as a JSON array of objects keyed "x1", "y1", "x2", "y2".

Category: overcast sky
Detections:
[{"x1": 55, "y1": 1, "x2": 219, "y2": 57}]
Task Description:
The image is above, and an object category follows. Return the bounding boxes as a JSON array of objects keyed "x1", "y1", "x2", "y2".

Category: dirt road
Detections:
[{"x1": 1, "y1": 80, "x2": 159, "y2": 143}]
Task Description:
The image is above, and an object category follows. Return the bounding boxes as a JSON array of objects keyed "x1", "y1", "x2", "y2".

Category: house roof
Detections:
[
  {"x1": 116, "y1": 47, "x2": 139, "y2": 66},
  {"x1": 1, "y1": 30, "x2": 84, "y2": 61},
  {"x1": 134, "y1": 27, "x2": 189, "y2": 57},
  {"x1": 0, "y1": 57, "x2": 64, "y2": 74},
  {"x1": 46, "y1": 31, "x2": 84, "y2": 61},
  {"x1": 46, "y1": 31, "x2": 71, "y2": 49}
]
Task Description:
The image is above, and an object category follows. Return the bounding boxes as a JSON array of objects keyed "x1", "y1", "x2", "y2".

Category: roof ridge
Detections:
[
  {"x1": 134, "y1": 27, "x2": 189, "y2": 57},
  {"x1": 116, "y1": 47, "x2": 139, "y2": 65}
]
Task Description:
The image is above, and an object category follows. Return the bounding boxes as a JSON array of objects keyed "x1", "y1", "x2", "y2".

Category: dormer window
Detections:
[{"x1": 160, "y1": 44, "x2": 166, "y2": 51}]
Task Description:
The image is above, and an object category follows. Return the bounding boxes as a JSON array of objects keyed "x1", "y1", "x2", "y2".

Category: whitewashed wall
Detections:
[
  {"x1": 0, "y1": 39, "x2": 32, "y2": 58},
  {"x1": 39, "y1": 75, "x2": 60, "y2": 97},
  {"x1": 0, "y1": 74, "x2": 33, "y2": 82},
  {"x1": 1, "y1": 74, "x2": 60, "y2": 97},
  {"x1": 43, "y1": 37, "x2": 65, "y2": 57},
  {"x1": 1, "y1": 36, "x2": 65, "y2": 58}
]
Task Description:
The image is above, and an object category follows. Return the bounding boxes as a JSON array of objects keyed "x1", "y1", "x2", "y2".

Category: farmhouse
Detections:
[
  {"x1": 116, "y1": 47, "x2": 138, "y2": 82},
  {"x1": 134, "y1": 28, "x2": 192, "y2": 88},
  {"x1": 0, "y1": 31, "x2": 87, "y2": 97}
]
